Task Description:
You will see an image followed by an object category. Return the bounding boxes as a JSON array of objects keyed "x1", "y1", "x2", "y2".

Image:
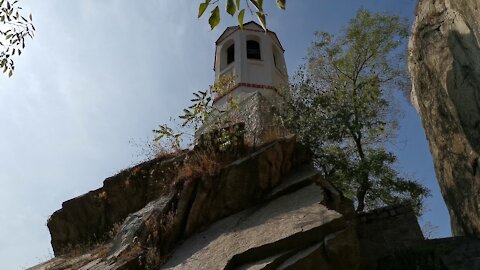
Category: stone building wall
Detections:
[
  {"x1": 356, "y1": 204, "x2": 424, "y2": 269},
  {"x1": 196, "y1": 92, "x2": 287, "y2": 146}
]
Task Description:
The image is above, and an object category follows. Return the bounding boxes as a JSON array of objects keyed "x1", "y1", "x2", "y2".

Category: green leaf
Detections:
[
  {"x1": 226, "y1": 0, "x2": 236, "y2": 16},
  {"x1": 208, "y1": 6, "x2": 220, "y2": 29},
  {"x1": 249, "y1": 0, "x2": 263, "y2": 12},
  {"x1": 198, "y1": 2, "x2": 209, "y2": 18},
  {"x1": 256, "y1": 11, "x2": 266, "y2": 30},
  {"x1": 249, "y1": 0, "x2": 260, "y2": 11},
  {"x1": 236, "y1": 0, "x2": 240, "y2": 10},
  {"x1": 276, "y1": 0, "x2": 286, "y2": 9},
  {"x1": 238, "y1": 9, "x2": 245, "y2": 29},
  {"x1": 8, "y1": 69, "x2": 12, "y2": 77}
]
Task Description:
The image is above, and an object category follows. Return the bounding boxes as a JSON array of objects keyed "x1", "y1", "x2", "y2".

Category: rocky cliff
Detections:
[
  {"x1": 409, "y1": 0, "x2": 480, "y2": 236},
  {"x1": 29, "y1": 136, "x2": 430, "y2": 270}
]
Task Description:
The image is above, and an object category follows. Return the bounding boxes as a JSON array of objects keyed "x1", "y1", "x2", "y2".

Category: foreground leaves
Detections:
[
  {"x1": 198, "y1": 0, "x2": 286, "y2": 30},
  {"x1": 0, "y1": 0, "x2": 35, "y2": 77}
]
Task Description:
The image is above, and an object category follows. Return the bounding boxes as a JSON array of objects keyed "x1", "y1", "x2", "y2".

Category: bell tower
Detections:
[
  {"x1": 213, "y1": 21, "x2": 288, "y2": 108},
  {"x1": 196, "y1": 22, "x2": 289, "y2": 145}
]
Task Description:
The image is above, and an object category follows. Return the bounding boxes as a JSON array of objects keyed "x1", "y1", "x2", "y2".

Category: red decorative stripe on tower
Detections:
[{"x1": 213, "y1": 83, "x2": 281, "y2": 103}]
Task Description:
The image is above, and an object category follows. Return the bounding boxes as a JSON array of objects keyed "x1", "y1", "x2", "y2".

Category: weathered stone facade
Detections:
[
  {"x1": 357, "y1": 204, "x2": 424, "y2": 269},
  {"x1": 196, "y1": 92, "x2": 286, "y2": 146}
]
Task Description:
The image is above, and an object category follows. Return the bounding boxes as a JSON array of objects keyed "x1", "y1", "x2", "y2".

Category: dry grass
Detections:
[
  {"x1": 116, "y1": 242, "x2": 144, "y2": 264},
  {"x1": 130, "y1": 138, "x2": 181, "y2": 162},
  {"x1": 176, "y1": 149, "x2": 221, "y2": 182},
  {"x1": 107, "y1": 222, "x2": 123, "y2": 239},
  {"x1": 62, "y1": 241, "x2": 109, "y2": 259},
  {"x1": 145, "y1": 247, "x2": 168, "y2": 267},
  {"x1": 152, "y1": 142, "x2": 181, "y2": 160}
]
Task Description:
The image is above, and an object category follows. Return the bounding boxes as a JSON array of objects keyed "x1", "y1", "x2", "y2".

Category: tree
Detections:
[
  {"x1": 0, "y1": 0, "x2": 35, "y2": 77},
  {"x1": 281, "y1": 9, "x2": 429, "y2": 213},
  {"x1": 197, "y1": 0, "x2": 285, "y2": 30}
]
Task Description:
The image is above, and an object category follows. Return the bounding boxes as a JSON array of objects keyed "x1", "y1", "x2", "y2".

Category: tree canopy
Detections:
[{"x1": 281, "y1": 9, "x2": 429, "y2": 213}]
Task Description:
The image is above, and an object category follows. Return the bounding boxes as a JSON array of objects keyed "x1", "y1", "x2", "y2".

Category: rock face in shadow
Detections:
[
  {"x1": 409, "y1": 0, "x2": 480, "y2": 236},
  {"x1": 376, "y1": 237, "x2": 480, "y2": 270}
]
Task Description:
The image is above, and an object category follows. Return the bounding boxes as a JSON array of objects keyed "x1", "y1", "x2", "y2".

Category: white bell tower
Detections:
[
  {"x1": 196, "y1": 22, "x2": 289, "y2": 145},
  {"x1": 213, "y1": 21, "x2": 288, "y2": 107}
]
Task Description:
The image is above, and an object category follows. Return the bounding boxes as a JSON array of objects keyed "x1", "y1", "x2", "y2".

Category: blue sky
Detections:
[{"x1": 0, "y1": 0, "x2": 448, "y2": 269}]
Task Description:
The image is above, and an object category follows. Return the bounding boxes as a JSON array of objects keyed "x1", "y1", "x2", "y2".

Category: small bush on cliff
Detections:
[
  {"x1": 280, "y1": 9, "x2": 430, "y2": 214},
  {"x1": 153, "y1": 74, "x2": 240, "y2": 151}
]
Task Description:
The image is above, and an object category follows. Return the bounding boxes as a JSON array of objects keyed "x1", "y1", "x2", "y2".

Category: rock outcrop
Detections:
[
  {"x1": 30, "y1": 136, "x2": 430, "y2": 270},
  {"x1": 409, "y1": 0, "x2": 480, "y2": 236}
]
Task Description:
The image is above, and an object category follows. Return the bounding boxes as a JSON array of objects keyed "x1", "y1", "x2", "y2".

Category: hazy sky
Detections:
[{"x1": 0, "y1": 1, "x2": 448, "y2": 269}]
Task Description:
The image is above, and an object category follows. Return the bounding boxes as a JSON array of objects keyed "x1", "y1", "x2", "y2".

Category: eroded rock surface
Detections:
[{"x1": 409, "y1": 0, "x2": 480, "y2": 236}]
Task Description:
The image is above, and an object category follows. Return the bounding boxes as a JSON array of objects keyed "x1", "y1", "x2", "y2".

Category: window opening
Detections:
[
  {"x1": 227, "y1": 44, "x2": 235, "y2": 65},
  {"x1": 247, "y1": 40, "x2": 261, "y2": 60}
]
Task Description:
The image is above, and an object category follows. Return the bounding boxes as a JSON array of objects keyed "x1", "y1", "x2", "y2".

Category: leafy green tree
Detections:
[
  {"x1": 197, "y1": 0, "x2": 285, "y2": 30},
  {"x1": 281, "y1": 9, "x2": 429, "y2": 213},
  {"x1": 0, "y1": 0, "x2": 35, "y2": 77}
]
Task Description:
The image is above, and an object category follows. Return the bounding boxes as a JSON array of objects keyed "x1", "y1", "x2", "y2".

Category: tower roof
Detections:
[{"x1": 215, "y1": 21, "x2": 285, "y2": 52}]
